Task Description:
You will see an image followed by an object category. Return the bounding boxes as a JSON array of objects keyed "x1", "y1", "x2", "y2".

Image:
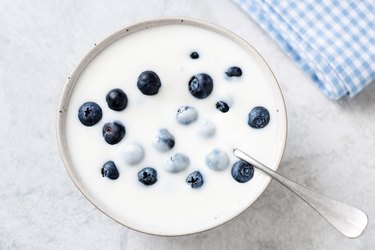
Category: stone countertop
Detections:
[{"x1": 1, "y1": 0, "x2": 374, "y2": 249}]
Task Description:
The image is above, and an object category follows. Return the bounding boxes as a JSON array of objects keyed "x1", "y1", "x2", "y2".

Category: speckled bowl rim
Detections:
[{"x1": 56, "y1": 16, "x2": 288, "y2": 237}]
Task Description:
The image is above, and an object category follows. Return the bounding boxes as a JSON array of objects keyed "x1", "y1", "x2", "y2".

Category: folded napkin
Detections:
[{"x1": 233, "y1": 0, "x2": 375, "y2": 100}]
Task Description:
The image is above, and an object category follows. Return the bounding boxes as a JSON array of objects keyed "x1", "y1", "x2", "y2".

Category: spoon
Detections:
[{"x1": 233, "y1": 149, "x2": 368, "y2": 238}]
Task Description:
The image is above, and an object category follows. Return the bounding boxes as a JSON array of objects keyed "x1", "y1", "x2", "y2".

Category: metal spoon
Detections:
[{"x1": 233, "y1": 149, "x2": 368, "y2": 238}]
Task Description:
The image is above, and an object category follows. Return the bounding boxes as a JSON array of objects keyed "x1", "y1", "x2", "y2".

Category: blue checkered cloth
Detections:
[{"x1": 233, "y1": 0, "x2": 375, "y2": 100}]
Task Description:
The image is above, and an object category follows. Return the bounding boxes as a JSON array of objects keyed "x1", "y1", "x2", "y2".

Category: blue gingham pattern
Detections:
[{"x1": 233, "y1": 0, "x2": 375, "y2": 100}]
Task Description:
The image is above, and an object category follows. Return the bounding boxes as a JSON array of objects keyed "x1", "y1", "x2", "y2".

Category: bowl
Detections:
[{"x1": 57, "y1": 17, "x2": 287, "y2": 236}]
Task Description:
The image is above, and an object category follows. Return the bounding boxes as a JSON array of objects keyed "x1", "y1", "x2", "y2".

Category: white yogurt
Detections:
[{"x1": 64, "y1": 21, "x2": 287, "y2": 236}]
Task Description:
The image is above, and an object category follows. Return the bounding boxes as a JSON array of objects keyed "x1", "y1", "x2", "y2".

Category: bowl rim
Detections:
[{"x1": 56, "y1": 16, "x2": 288, "y2": 237}]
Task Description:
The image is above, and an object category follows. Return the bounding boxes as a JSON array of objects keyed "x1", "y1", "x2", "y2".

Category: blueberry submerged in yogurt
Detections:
[
  {"x1": 138, "y1": 167, "x2": 157, "y2": 186},
  {"x1": 188, "y1": 73, "x2": 213, "y2": 99},
  {"x1": 101, "y1": 161, "x2": 119, "y2": 180},
  {"x1": 205, "y1": 149, "x2": 229, "y2": 171},
  {"x1": 121, "y1": 142, "x2": 145, "y2": 165},
  {"x1": 248, "y1": 106, "x2": 270, "y2": 129},
  {"x1": 197, "y1": 120, "x2": 216, "y2": 138},
  {"x1": 137, "y1": 70, "x2": 161, "y2": 95},
  {"x1": 216, "y1": 101, "x2": 229, "y2": 113},
  {"x1": 225, "y1": 66, "x2": 242, "y2": 77},
  {"x1": 102, "y1": 122, "x2": 126, "y2": 145},
  {"x1": 154, "y1": 128, "x2": 175, "y2": 152},
  {"x1": 176, "y1": 106, "x2": 198, "y2": 125},
  {"x1": 106, "y1": 88, "x2": 128, "y2": 111},
  {"x1": 186, "y1": 171, "x2": 204, "y2": 188},
  {"x1": 78, "y1": 102, "x2": 102, "y2": 126},
  {"x1": 231, "y1": 160, "x2": 254, "y2": 183},
  {"x1": 164, "y1": 153, "x2": 190, "y2": 173}
]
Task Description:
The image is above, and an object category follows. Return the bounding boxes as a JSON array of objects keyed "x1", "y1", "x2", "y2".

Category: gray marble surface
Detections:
[{"x1": 1, "y1": 0, "x2": 374, "y2": 249}]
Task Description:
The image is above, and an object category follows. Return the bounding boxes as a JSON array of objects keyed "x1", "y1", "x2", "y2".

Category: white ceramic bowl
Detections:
[{"x1": 57, "y1": 17, "x2": 287, "y2": 236}]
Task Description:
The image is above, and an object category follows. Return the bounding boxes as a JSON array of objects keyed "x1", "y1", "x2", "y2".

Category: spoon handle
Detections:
[{"x1": 233, "y1": 149, "x2": 368, "y2": 238}]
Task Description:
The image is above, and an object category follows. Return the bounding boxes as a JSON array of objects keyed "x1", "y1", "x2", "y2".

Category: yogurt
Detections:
[{"x1": 62, "y1": 19, "x2": 287, "y2": 236}]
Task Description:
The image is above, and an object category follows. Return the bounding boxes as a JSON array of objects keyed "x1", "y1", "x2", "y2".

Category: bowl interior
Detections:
[{"x1": 57, "y1": 17, "x2": 287, "y2": 236}]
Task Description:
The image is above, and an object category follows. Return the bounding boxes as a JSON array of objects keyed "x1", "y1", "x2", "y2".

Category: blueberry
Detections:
[
  {"x1": 106, "y1": 88, "x2": 128, "y2": 111},
  {"x1": 190, "y1": 51, "x2": 199, "y2": 59},
  {"x1": 154, "y1": 129, "x2": 175, "y2": 152},
  {"x1": 164, "y1": 153, "x2": 190, "y2": 173},
  {"x1": 102, "y1": 122, "x2": 126, "y2": 145},
  {"x1": 205, "y1": 149, "x2": 229, "y2": 171},
  {"x1": 248, "y1": 106, "x2": 270, "y2": 129},
  {"x1": 226, "y1": 66, "x2": 242, "y2": 77},
  {"x1": 188, "y1": 73, "x2": 213, "y2": 99},
  {"x1": 176, "y1": 106, "x2": 198, "y2": 125},
  {"x1": 137, "y1": 71, "x2": 161, "y2": 95},
  {"x1": 138, "y1": 167, "x2": 157, "y2": 186},
  {"x1": 197, "y1": 120, "x2": 216, "y2": 138},
  {"x1": 78, "y1": 102, "x2": 102, "y2": 126},
  {"x1": 101, "y1": 161, "x2": 119, "y2": 180},
  {"x1": 121, "y1": 143, "x2": 144, "y2": 165},
  {"x1": 186, "y1": 171, "x2": 204, "y2": 188},
  {"x1": 231, "y1": 160, "x2": 254, "y2": 183},
  {"x1": 216, "y1": 101, "x2": 229, "y2": 113}
]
